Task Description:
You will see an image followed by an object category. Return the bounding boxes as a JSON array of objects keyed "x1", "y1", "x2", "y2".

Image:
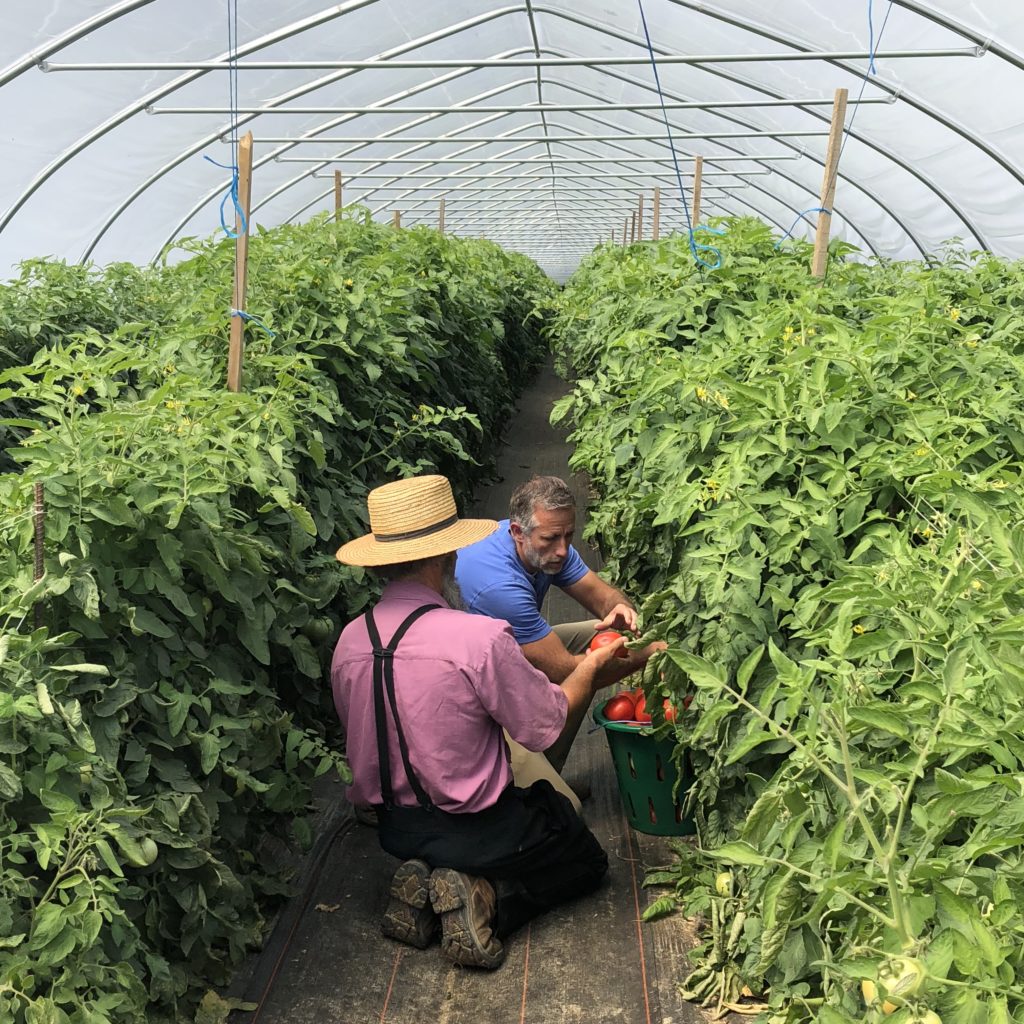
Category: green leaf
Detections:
[
  {"x1": 846, "y1": 706, "x2": 910, "y2": 739},
  {"x1": 129, "y1": 606, "x2": 174, "y2": 638},
  {"x1": 706, "y1": 841, "x2": 767, "y2": 867}
]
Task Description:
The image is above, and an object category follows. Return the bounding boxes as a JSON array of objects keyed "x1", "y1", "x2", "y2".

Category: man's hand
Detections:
[
  {"x1": 592, "y1": 638, "x2": 667, "y2": 689},
  {"x1": 594, "y1": 602, "x2": 638, "y2": 633}
]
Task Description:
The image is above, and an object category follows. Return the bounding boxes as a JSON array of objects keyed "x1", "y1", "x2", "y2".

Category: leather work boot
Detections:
[
  {"x1": 429, "y1": 868, "x2": 505, "y2": 969},
  {"x1": 381, "y1": 859, "x2": 439, "y2": 949}
]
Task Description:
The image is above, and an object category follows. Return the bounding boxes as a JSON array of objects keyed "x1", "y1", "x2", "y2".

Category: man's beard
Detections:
[
  {"x1": 442, "y1": 571, "x2": 466, "y2": 610},
  {"x1": 521, "y1": 546, "x2": 563, "y2": 576},
  {"x1": 440, "y1": 553, "x2": 466, "y2": 610}
]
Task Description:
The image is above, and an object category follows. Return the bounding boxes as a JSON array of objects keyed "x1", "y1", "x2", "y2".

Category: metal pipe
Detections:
[
  {"x1": 150, "y1": 96, "x2": 894, "y2": 115},
  {"x1": 248, "y1": 130, "x2": 829, "y2": 145},
  {"x1": 41, "y1": 47, "x2": 981, "y2": 71},
  {"x1": 275, "y1": 155, "x2": 810, "y2": 164},
  {"x1": 309, "y1": 154, "x2": 799, "y2": 166},
  {"x1": 310, "y1": 169, "x2": 773, "y2": 181}
]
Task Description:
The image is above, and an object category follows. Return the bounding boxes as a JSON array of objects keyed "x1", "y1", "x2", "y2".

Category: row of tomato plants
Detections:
[
  {"x1": 551, "y1": 218, "x2": 1024, "y2": 1024},
  {"x1": 0, "y1": 212, "x2": 553, "y2": 1024}
]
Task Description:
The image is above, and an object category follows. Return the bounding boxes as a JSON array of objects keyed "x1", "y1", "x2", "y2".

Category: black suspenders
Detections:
[{"x1": 364, "y1": 604, "x2": 440, "y2": 811}]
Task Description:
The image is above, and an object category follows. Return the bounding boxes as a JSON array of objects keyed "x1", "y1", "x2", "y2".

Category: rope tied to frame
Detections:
[
  {"x1": 636, "y1": 0, "x2": 723, "y2": 271},
  {"x1": 230, "y1": 308, "x2": 276, "y2": 337},
  {"x1": 204, "y1": 0, "x2": 247, "y2": 239}
]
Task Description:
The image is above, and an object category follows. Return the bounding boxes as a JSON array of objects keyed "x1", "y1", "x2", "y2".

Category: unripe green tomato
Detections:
[
  {"x1": 880, "y1": 956, "x2": 926, "y2": 999},
  {"x1": 715, "y1": 871, "x2": 733, "y2": 896},
  {"x1": 138, "y1": 838, "x2": 159, "y2": 866}
]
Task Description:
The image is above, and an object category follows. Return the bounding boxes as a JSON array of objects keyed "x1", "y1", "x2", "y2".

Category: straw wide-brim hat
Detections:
[{"x1": 336, "y1": 475, "x2": 498, "y2": 567}]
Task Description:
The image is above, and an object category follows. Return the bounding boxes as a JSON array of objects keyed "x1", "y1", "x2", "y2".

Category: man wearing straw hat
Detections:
[{"x1": 332, "y1": 475, "x2": 627, "y2": 969}]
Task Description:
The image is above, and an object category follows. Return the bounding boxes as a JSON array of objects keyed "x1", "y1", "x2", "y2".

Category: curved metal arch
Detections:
[
  {"x1": 657, "y1": 0, "x2": 1006, "y2": 247},
  {"x1": 254, "y1": 6, "x2": 942, "y2": 262},
  {"x1": 338, "y1": 71, "x2": 885, "y2": 259},
  {"x1": 0, "y1": 0, "x2": 156, "y2": 89},
  {"x1": 160, "y1": 67, "x2": 544, "y2": 255},
  {"x1": 89, "y1": 10, "x2": 537, "y2": 261},
  {"x1": 536, "y1": 4, "x2": 972, "y2": 255},
  {"x1": 279, "y1": 87, "x2": 880, "y2": 259},
  {"x1": 52, "y1": 0, "x2": 986, "y2": 266},
  {"x1": 86, "y1": 1, "x2": 901, "y2": 264},
  {"x1": 362, "y1": 117, "x2": 882, "y2": 258}
]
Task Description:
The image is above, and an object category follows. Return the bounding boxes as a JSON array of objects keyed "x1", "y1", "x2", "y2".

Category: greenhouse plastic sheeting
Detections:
[{"x1": 3, "y1": 1, "x2": 1024, "y2": 279}]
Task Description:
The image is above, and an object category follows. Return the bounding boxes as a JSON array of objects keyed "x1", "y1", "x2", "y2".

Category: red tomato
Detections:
[
  {"x1": 633, "y1": 693, "x2": 652, "y2": 723},
  {"x1": 663, "y1": 695, "x2": 693, "y2": 723},
  {"x1": 604, "y1": 694, "x2": 637, "y2": 721},
  {"x1": 589, "y1": 630, "x2": 628, "y2": 658}
]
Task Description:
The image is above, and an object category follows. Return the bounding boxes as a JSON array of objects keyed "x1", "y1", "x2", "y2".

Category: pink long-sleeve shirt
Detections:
[{"x1": 331, "y1": 581, "x2": 568, "y2": 813}]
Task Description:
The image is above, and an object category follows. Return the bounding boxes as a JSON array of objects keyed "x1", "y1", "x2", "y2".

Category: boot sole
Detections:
[
  {"x1": 382, "y1": 860, "x2": 437, "y2": 949},
  {"x1": 429, "y1": 869, "x2": 505, "y2": 970}
]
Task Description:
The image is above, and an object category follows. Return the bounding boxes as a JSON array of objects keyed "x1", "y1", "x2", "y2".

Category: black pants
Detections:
[{"x1": 376, "y1": 780, "x2": 609, "y2": 939}]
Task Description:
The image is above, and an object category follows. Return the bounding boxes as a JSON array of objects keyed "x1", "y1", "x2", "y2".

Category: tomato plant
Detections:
[
  {"x1": 552, "y1": 218, "x2": 1024, "y2": 1022},
  {"x1": 0, "y1": 213, "x2": 554, "y2": 1023}
]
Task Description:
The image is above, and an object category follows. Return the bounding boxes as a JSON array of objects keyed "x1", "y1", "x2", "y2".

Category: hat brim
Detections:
[{"x1": 335, "y1": 517, "x2": 498, "y2": 567}]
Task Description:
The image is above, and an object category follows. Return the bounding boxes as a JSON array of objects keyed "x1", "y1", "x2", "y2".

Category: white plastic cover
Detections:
[{"x1": 3, "y1": 1, "x2": 1022, "y2": 279}]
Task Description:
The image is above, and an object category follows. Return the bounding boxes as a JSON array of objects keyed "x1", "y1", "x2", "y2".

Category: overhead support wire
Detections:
[{"x1": 40, "y1": 46, "x2": 982, "y2": 70}]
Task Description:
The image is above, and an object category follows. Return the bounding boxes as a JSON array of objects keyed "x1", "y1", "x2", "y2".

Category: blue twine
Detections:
[
  {"x1": 203, "y1": 155, "x2": 247, "y2": 238},
  {"x1": 230, "y1": 309, "x2": 276, "y2": 338},
  {"x1": 868, "y1": 0, "x2": 878, "y2": 75},
  {"x1": 774, "y1": 207, "x2": 832, "y2": 248},
  {"x1": 636, "y1": 0, "x2": 722, "y2": 271},
  {"x1": 775, "y1": 2, "x2": 893, "y2": 261},
  {"x1": 202, "y1": 0, "x2": 247, "y2": 240}
]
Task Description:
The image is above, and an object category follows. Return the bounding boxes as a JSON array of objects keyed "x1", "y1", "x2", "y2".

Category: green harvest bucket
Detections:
[{"x1": 593, "y1": 699, "x2": 696, "y2": 837}]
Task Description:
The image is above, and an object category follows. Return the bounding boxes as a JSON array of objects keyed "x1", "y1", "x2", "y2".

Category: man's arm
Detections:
[
  {"x1": 563, "y1": 569, "x2": 638, "y2": 632},
  {"x1": 520, "y1": 630, "x2": 583, "y2": 684}
]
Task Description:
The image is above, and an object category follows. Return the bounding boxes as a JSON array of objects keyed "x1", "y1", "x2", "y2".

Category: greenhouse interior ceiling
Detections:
[{"x1": 4, "y1": 0, "x2": 1024, "y2": 280}]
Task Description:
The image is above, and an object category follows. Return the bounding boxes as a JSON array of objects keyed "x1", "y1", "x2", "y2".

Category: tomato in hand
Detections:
[
  {"x1": 603, "y1": 693, "x2": 637, "y2": 721},
  {"x1": 589, "y1": 630, "x2": 628, "y2": 658}
]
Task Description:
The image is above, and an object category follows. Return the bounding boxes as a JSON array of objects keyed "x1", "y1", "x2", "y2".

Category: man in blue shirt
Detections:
[{"x1": 456, "y1": 476, "x2": 663, "y2": 779}]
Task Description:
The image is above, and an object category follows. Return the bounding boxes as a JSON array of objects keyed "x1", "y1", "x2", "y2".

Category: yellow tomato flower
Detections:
[
  {"x1": 914, "y1": 446, "x2": 929, "y2": 457},
  {"x1": 906, "y1": 390, "x2": 917, "y2": 400},
  {"x1": 971, "y1": 580, "x2": 983, "y2": 591},
  {"x1": 807, "y1": 328, "x2": 817, "y2": 337},
  {"x1": 714, "y1": 391, "x2": 729, "y2": 409},
  {"x1": 782, "y1": 325, "x2": 794, "y2": 340},
  {"x1": 344, "y1": 278, "x2": 354, "y2": 287},
  {"x1": 947, "y1": 306, "x2": 961, "y2": 321},
  {"x1": 72, "y1": 385, "x2": 84, "y2": 396}
]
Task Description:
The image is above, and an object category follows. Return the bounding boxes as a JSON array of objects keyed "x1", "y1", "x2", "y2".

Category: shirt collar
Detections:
[{"x1": 381, "y1": 579, "x2": 451, "y2": 607}]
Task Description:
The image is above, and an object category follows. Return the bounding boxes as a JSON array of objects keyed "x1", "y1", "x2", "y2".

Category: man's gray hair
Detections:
[{"x1": 509, "y1": 476, "x2": 576, "y2": 532}]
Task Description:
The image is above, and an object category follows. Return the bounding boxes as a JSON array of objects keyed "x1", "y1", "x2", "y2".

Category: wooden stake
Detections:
[
  {"x1": 334, "y1": 170, "x2": 343, "y2": 219},
  {"x1": 630, "y1": 211, "x2": 637, "y2": 243},
  {"x1": 692, "y1": 156, "x2": 704, "y2": 226},
  {"x1": 652, "y1": 187, "x2": 661, "y2": 240},
  {"x1": 227, "y1": 130, "x2": 253, "y2": 393},
  {"x1": 438, "y1": 197, "x2": 446, "y2": 233},
  {"x1": 393, "y1": 210, "x2": 401, "y2": 228},
  {"x1": 812, "y1": 87, "x2": 849, "y2": 278},
  {"x1": 622, "y1": 218, "x2": 629, "y2": 246},
  {"x1": 637, "y1": 194, "x2": 644, "y2": 240}
]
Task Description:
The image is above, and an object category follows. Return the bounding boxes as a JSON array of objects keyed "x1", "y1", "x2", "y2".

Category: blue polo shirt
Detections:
[{"x1": 455, "y1": 519, "x2": 589, "y2": 644}]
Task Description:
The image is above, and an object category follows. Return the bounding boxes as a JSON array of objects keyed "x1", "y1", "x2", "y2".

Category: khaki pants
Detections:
[{"x1": 507, "y1": 619, "x2": 599, "y2": 814}]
